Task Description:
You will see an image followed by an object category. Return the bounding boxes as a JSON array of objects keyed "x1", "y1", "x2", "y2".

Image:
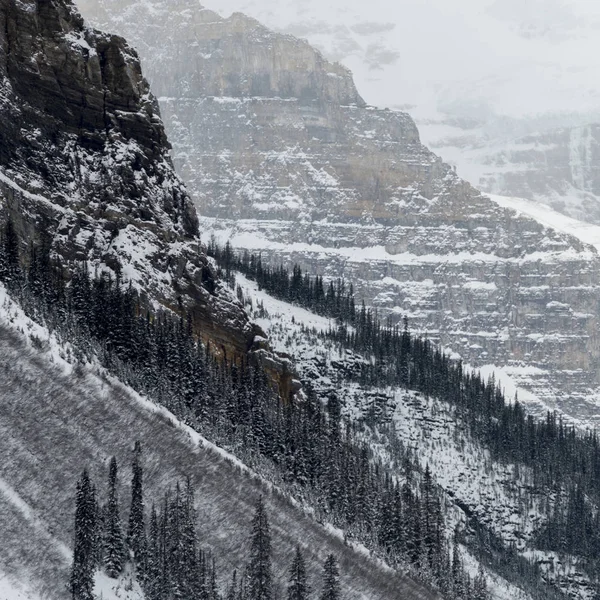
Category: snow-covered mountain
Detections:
[
  {"x1": 206, "y1": 0, "x2": 600, "y2": 224},
  {"x1": 231, "y1": 271, "x2": 591, "y2": 600},
  {"x1": 77, "y1": 0, "x2": 600, "y2": 427},
  {"x1": 209, "y1": 0, "x2": 600, "y2": 120},
  {"x1": 0, "y1": 1, "x2": 446, "y2": 597},
  {"x1": 0, "y1": 0, "x2": 295, "y2": 397},
  {"x1": 0, "y1": 285, "x2": 436, "y2": 600}
]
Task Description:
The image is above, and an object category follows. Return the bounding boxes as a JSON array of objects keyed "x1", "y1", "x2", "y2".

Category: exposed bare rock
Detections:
[{"x1": 0, "y1": 0, "x2": 293, "y2": 398}]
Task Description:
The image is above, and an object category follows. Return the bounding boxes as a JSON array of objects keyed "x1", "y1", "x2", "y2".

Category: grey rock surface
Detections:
[
  {"x1": 0, "y1": 0, "x2": 293, "y2": 397},
  {"x1": 78, "y1": 0, "x2": 600, "y2": 424}
]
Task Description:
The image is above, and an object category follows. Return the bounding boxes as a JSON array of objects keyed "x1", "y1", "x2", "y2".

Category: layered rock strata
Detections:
[{"x1": 78, "y1": 0, "x2": 600, "y2": 423}]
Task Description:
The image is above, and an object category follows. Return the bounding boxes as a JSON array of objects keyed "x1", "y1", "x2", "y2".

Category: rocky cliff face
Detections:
[
  {"x1": 0, "y1": 0, "x2": 294, "y2": 398},
  {"x1": 478, "y1": 123, "x2": 600, "y2": 223},
  {"x1": 78, "y1": 0, "x2": 364, "y2": 107},
  {"x1": 77, "y1": 0, "x2": 600, "y2": 425}
]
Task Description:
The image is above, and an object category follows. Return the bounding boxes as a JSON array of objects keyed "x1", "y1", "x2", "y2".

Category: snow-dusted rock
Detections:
[
  {"x1": 77, "y1": 0, "x2": 600, "y2": 424},
  {"x1": 0, "y1": 0, "x2": 294, "y2": 398}
]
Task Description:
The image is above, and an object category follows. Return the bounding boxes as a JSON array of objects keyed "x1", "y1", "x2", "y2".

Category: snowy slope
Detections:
[
  {"x1": 487, "y1": 194, "x2": 600, "y2": 252},
  {"x1": 76, "y1": 0, "x2": 600, "y2": 428},
  {"x1": 232, "y1": 271, "x2": 594, "y2": 599},
  {"x1": 0, "y1": 285, "x2": 437, "y2": 600},
  {"x1": 0, "y1": 574, "x2": 41, "y2": 600}
]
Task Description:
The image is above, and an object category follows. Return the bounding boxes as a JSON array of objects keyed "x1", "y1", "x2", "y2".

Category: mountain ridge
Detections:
[{"x1": 0, "y1": 0, "x2": 296, "y2": 398}]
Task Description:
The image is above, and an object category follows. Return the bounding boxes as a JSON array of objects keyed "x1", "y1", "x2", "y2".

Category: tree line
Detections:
[
  {"x1": 70, "y1": 442, "x2": 343, "y2": 600},
  {"x1": 208, "y1": 241, "x2": 356, "y2": 324}
]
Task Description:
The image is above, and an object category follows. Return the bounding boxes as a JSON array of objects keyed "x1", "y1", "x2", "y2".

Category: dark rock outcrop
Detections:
[{"x1": 0, "y1": 0, "x2": 293, "y2": 398}]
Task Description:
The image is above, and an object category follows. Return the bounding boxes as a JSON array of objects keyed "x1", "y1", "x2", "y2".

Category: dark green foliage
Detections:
[
  {"x1": 145, "y1": 505, "x2": 162, "y2": 600},
  {"x1": 207, "y1": 243, "x2": 600, "y2": 593},
  {"x1": 104, "y1": 457, "x2": 126, "y2": 577},
  {"x1": 248, "y1": 497, "x2": 273, "y2": 600},
  {"x1": 4, "y1": 226, "x2": 569, "y2": 598},
  {"x1": 207, "y1": 241, "x2": 356, "y2": 324},
  {"x1": 70, "y1": 469, "x2": 97, "y2": 600},
  {"x1": 320, "y1": 555, "x2": 340, "y2": 600},
  {"x1": 127, "y1": 441, "x2": 147, "y2": 571},
  {"x1": 288, "y1": 546, "x2": 310, "y2": 600},
  {"x1": 0, "y1": 218, "x2": 20, "y2": 286}
]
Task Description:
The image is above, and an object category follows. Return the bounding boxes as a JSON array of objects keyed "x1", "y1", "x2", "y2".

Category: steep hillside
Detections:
[
  {"x1": 78, "y1": 0, "x2": 600, "y2": 426},
  {"x1": 0, "y1": 0, "x2": 294, "y2": 397},
  {"x1": 0, "y1": 287, "x2": 437, "y2": 600},
  {"x1": 227, "y1": 267, "x2": 597, "y2": 599}
]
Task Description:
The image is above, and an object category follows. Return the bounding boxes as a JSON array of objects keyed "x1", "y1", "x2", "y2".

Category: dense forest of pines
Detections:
[
  {"x1": 2, "y1": 219, "x2": 569, "y2": 600},
  {"x1": 208, "y1": 240, "x2": 600, "y2": 593},
  {"x1": 70, "y1": 442, "x2": 344, "y2": 600}
]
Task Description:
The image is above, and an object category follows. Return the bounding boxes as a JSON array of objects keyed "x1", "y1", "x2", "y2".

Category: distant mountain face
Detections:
[
  {"x1": 0, "y1": 0, "x2": 293, "y2": 397},
  {"x1": 204, "y1": 0, "x2": 600, "y2": 225},
  {"x1": 77, "y1": 0, "x2": 600, "y2": 425}
]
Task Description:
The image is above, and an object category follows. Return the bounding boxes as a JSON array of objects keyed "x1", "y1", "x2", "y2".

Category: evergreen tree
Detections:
[
  {"x1": 180, "y1": 478, "x2": 200, "y2": 597},
  {"x1": 104, "y1": 456, "x2": 126, "y2": 577},
  {"x1": 248, "y1": 497, "x2": 273, "y2": 600},
  {"x1": 451, "y1": 541, "x2": 465, "y2": 600},
  {"x1": 287, "y1": 545, "x2": 310, "y2": 600},
  {"x1": 0, "y1": 218, "x2": 20, "y2": 286},
  {"x1": 127, "y1": 441, "x2": 147, "y2": 571},
  {"x1": 145, "y1": 504, "x2": 161, "y2": 600},
  {"x1": 70, "y1": 469, "x2": 97, "y2": 600},
  {"x1": 320, "y1": 555, "x2": 341, "y2": 600},
  {"x1": 473, "y1": 566, "x2": 490, "y2": 600},
  {"x1": 227, "y1": 571, "x2": 238, "y2": 600}
]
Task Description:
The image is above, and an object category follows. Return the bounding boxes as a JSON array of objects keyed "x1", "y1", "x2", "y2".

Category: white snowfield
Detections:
[
  {"x1": 487, "y1": 194, "x2": 600, "y2": 253},
  {"x1": 0, "y1": 286, "x2": 439, "y2": 600}
]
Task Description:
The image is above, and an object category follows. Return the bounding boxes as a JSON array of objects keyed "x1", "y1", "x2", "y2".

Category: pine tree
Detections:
[
  {"x1": 145, "y1": 504, "x2": 161, "y2": 600},
  {"x1": 248, "y1": 496, "x2": 273, "y2": 600},
  {"x1": 320, "y1": 554, "x2": 341, "y2": 600},
  {"x1": 451, "y1": 541, "x2": 465, "y2": 600},
  {"x1": 180, "y1": 478, "x2": 200, "y2": 597},
  {"x1": 104, "y1": 456, "x2": 126, "y2": 577},
  {"x1": 70, "y1": 469, "x2": 97, "y2": 600},
  {"x1": 227, "y1": 570, "x2": 238, "y2": 600},
  {"x1": 127, "y1": 441, "x2": 147, "y2": 570},
  {"x1": 472, "y1": 566, "x2": 490, "y2": 600},
  {"x1": 287, "y1": 545, "x2": 310, "y2": 600},
  {"x1": 0, "y1": 218, "x2": 20, "y2": 286}
]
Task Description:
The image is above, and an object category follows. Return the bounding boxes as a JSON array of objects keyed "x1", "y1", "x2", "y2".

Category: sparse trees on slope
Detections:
[
  {"x1": 104, "y1": 456, "x2": 126, "y2": 577},
  {"x1": 70, "y1": 469, "x2": 97, "y2": 600},
  {"x1": 320, "y1": 555, "x2": 341, "y2": 600},
  {"x1": 248, "y1": 496, "x2": 273, "y2": 600},
  {"x1": 288, "y1": 545, "x2": 310, "y2": 600}
]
